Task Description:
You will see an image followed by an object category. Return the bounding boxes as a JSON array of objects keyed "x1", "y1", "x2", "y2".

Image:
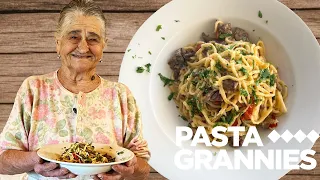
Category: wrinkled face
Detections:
[{"x1": 56, "y1": 15, "x2": 105, "y2": 73}]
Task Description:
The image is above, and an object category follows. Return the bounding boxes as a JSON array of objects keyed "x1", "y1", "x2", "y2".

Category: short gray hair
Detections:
[{"x1": 56, "y1": 0, "x2": 107, "y2": 39}]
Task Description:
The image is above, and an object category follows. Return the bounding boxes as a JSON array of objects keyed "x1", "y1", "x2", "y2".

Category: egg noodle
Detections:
[
  {"x1": 58, "y1": 142, "x2": 115, "y2": 163},
  {"x1": 167, "y1": 21, "x2": 288, "y2": 140}
]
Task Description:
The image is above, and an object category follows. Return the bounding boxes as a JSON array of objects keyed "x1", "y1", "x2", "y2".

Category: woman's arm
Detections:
[{"x1": 0, "y1": 150, "x2": 41, "y2": 175}]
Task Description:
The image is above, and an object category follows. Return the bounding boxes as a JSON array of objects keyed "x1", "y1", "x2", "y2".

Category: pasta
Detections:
[
  {"x1": 58, "y1": 142, "x2": 115, "y2": 163},
  {"x1": 161, "y1": 21, "x2": 288, "y2": 145}
]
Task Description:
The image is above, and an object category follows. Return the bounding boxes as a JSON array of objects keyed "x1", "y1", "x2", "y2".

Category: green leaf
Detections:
[
  {"x1": 240, "y1": 88, "x2": 248, "y2": 97},
  {"x1": 258, "y1": 10, "x2": 263, "y2": 18},
  {"x1": 219, "y1": 33, "x2": 232, "y2": 39},
  {"x1": 127, "y1": 49, "x2": 131, "y2": 52},
  {"x1": 56, "y1": 119, "x2": 66, "y2": 130},
  {"x1": 59, "y1": 130, "x2": 68, "y2": 137},
  {"x1": 144, "y1": 63, "x2": 151, "y2": 73},
  {"x1": 156, "y1": 25, "x2": 162, "y2": 31},
  {"x1": 168, "y1": 92, "x2": 175, "y2": 101},
  {"x1": 239, "y1": 67, "x2": 248, "y2": 75},
  {"x1": 161, "y1": 37, "x2": 165, "y2": 40},
  {"x1": 270, "y1": 74, "x2": 276, "y2": 86},
  {"x1": 158, "y1": 73, "x2": 175, "y2": 87},
  {"x1": 148, "y1": 51, "x2": 152, "y2": 55},
  {"x1": 136, "y1": 66, "x2": 144, "y2": 73}
]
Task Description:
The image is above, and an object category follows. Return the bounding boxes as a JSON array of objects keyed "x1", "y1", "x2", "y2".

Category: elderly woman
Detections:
[{"x1": 0, "y1": 0, "x2": 150, "y2": 179}]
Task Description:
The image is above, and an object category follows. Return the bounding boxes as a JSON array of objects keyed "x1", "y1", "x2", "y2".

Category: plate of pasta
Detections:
[
  {"x1": 37, "y1": 142, "x2": 134, "y2": 175},
  {"x1": 119, "y1": 0, "x2": 320, "y2": 179}
]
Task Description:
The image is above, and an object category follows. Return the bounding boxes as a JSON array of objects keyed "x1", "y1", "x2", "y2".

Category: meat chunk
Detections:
[
  {"x1": 168, "y1": 49, "x2": 186, "y2": 80},
  {"x1": 204, "y1": 90, "x2": 223, "y2": 105},
  {"x1": 217, "y1": 23, "x2": 233, "y2": 38},
  {"x1": 181, "y1": 48, "x2": 195, "y2": 60},
  {"x1": 222, "y1": 79, "x2": 238, "y2": 92},
  {"x1": 233, "y1": 27, "x2": 249, "y2": 42},
  {"x1": 201, "y1": 32, "x2": 215, "y2": 42}
]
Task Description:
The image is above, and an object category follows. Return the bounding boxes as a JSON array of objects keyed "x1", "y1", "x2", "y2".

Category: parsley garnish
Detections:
[
  {"x1": 117, "y1": 151, "x2": 124, "y2": 155},
  {"x1": 148, "y1": 51, "x2": 152, "y2": 55},
  {"x1": 199, "y1": 69, "x2": 212, "y2": 79},
  {"x1": 215, "y1": 61, "x2": 225, "y2": 72},
  {"x1": 168, "y1": 92, "x2": 175, "y2": 101},
  {"x1": 180, "y1": 115, "x2": 188, "y2": 121},
  {"x1": 161, "y1": 37, "x2": 165, "y2": 40},
  {"x1": 174, "y1": 20, "x2": 180, "y2": 23},
  {"x1": 156, "y1": 25, "x2": 162, "y2": 31},
  {"x1": 266, "y1": 20, "x2": 269, "y2": 24},
  {"x1": 136, "y1": 67, "x2": 144, "y2": 73},
  {"x1": 236, "y1": 60, "x2": 242, "y2": 64},
  {"x1": 240, "y1": 88, "x2": 248, "y2": 97},
  {"x1": 239, "y1": 67, "x2": 248, "y2": 75},
  {"x1": 144, "y1": 63, "x2": 151, "y2": 72},
  {"x1": 258, "y1": 11, "x2": 263, "y2": 18},
  {"x1": 187, "y1": 96, "x2": 202, "y2": 117},
  {"x1": 219, "y1": 33, "x2": 232, "y2": 39},
  {"x1": 221, "y1": 110, "x2": 237, "y2": 124},
  {"x1": 252, "y1": 89, "x2": 259, "y2": 104},
  {"x1": 127, "y1": 49, "x2": 131, "y2": 52},
  {"x1": 270, "y1": 74, "x2": 276, "y2": 86},
  {"x1": 158, "y1": 73, "x2": 175, "y2": 87},
  {"x1": 256, "y1": 68, "x2": 270, "y2": 84}
]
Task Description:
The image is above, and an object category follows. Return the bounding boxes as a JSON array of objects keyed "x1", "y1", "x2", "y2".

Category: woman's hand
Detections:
[
  {"x1": 34, "y1": 162, "x2": 77, "y2": 179},
  {"x1": 91, "y1": 155, "x2": 138, "y2": 180}
]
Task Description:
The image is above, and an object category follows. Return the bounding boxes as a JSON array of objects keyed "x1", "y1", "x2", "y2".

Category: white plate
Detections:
[
  {"x1": 37, "y1": 143, "x2": 134, "y2": 175},
  {"x1": 119, "y1": 0, "x2": 320, "y2": 179}
]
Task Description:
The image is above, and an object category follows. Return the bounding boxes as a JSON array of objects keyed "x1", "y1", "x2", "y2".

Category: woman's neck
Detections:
[{"x1": 57, "y1": 67, "x2": 101, "y2": 94}]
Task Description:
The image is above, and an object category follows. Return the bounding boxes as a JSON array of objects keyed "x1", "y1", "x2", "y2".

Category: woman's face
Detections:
[{"x1": 56, "y1": 15, "x2": 105, "y2": 73}]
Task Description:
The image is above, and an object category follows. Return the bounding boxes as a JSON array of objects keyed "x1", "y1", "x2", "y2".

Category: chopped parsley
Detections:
[
  {"x1": 258, "y1": 10, "x2": 263, "y2": 18},
  {"x1": 187, "y1": 96, "x2": 202, "y2": 117},
  {"x1": 174, "y1": 20, "x2": 180, "y2": 22},
  {"x1": 213, "y1": 122, "x2": 225, "y2": 128},
  {"x1": 117, "y1": 151, "x2": 124, "y2": 155},
  {"x1": 266, "y1": 20, "x2": 269, "y2": 24},
  {"x1": 148, "y1": 51, "x2": 152, "y2": 55},
  {"x1": 240, "y1": 88, "x2": 248, "y2": 97},
  {"x1": 158, "y1": 73, "x2": 175, "y2": 87},
  {"x1": 132, "y1": 55, "x2": 137, "y2": 59},
  {"x1": 180, "y1": 115, "x2": 188, "y2": 121},
  {"x1": 270, "y1": 74, "x2": 276, "y2": 86},
  {"x1": 199, "y1": 69, "x2": 212, "y2": 79},
  {"x1": 156, "y1": 25, "x2": 162, "y2": 31},
  {"x1": 215, "y1": 61, "x2": 225, "y2": 72},
  {"x1": 161, "y1": 37, "x2": 165, "y2": 40},
  {"x1": 221, "y1": 110, "x2": 237, "y2": 124},
  {"x1": 127, "y1": 49, "x2": 131, "y2": 52},
  {"x1": 239, "y1": 67, "x2": 248, "y2": 75},
  {"x1": 168, "y1": 92, "x2": 175, "y2": 101},
  {"x1": 252, "y1": 89, "x2": 259, "y2": 104},
  {"x1": 236, "y1": 60, "x2": 242, "y2": 64},
  {"x1": 136, "y1": 67, "x2": 144, "y2": 73},
  {"x1": 256, "y1": 68, "x2": 270, "y2": 84},
  {"x1": 219, "y1": 33, "x2": 232, "y2": 39},
  {"x1": 144, "y1": 63, "x2": 151, "y2": 73}
]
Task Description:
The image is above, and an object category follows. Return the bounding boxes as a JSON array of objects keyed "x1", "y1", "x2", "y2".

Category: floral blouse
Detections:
[{"x1": 0, "y1": 71, "x2": 150, "y2": 179}]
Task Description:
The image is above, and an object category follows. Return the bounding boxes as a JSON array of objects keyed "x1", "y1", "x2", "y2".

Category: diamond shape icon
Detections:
[
  {"x1": 268, "y1": 130, "x2": 280, "y2": 143},
  {"x1": 281, "y1": 130, "x2": 293, "y2": 143},
  {"x1": 294, "y1": 130, "x2": 307, "y2": 143},
  {"x1": 307, "y1": 130, "x2": 319, "y2": 143}
]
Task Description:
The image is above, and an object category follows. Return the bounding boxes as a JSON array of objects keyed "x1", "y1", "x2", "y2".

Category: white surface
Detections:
[
  {"x1": 37, "y1": 143, "x2": 134, "y2": 176},
  {"x1": 119, "y1": 0, "x2": 320, "y2": 179}
]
